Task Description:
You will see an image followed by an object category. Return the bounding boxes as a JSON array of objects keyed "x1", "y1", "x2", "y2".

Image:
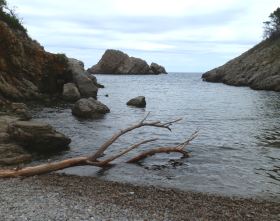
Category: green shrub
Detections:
[
  {"x1": 263, "y1": 7, "x2": 280, "y2": 39},
  {"x1": 0, "y1": 0, "x2": 27, "y2": 34}
]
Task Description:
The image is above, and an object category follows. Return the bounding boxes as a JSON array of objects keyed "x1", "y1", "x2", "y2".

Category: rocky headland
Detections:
[
  {"x1": 202, "y1": 37, "x2": 280, "y2": 91},
  {"x1": 0, "y1": 15, "x2": 105, "y2": 165},
  {"x1": 88, "y1": 49, "x2": 167, "y2": 75}
]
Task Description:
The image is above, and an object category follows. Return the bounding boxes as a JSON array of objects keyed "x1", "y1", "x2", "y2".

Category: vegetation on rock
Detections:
[
  {"x1": 263, "y1": 7, "x2": 280, "y2": 39},
  {"x1": 0, "y1": 0, "x2": 26, "y2": 34}
]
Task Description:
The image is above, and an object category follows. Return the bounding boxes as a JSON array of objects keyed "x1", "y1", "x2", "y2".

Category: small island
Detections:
[{"x1": 88, "y1": 49, "x2": 168, "y2": 75}]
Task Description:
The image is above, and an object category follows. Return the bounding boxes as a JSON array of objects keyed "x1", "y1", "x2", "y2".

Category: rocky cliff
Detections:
[
  {"x1": 88, "y1": 49, "x2": 167, "y2": 75},
  {"x1": 0, "y1": 21, "x2": 72, "y2": 104},
  {"x1": 202, "y1": 38, "x2": 280, "y2": 91},
  {"x1": 0, "y1": 20, "x2": 100, "y2": 106}
]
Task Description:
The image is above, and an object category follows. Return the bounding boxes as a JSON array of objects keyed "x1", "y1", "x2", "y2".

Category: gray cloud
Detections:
[{"x1": 7, "y1": 0, "x2": 280, "y2": 71}]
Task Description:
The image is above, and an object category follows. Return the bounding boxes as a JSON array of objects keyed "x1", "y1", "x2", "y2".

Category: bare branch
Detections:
[
  {"x1": 127, "y1": 147, "x2": 190, "y2": 164},
  {"x1": 0, "y1": 115, "x2": 195, "y2": 179},
  {"x1": 98, "y1": 138, "x2": 158, "y2": 166},
  {"x1": 127, "y1": 130, "x2": 198, "y2": 163},
  {"x1": 177, "y1": 129, "x2": 199, "y2": 150},
  {"x1": 88, "y1": 115, "x2": 182, "y2": 161}
]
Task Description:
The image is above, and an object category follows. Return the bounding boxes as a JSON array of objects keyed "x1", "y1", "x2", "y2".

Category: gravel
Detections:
[{"x1": 0, "y1": 174, "x2": 279, "y2": 221}]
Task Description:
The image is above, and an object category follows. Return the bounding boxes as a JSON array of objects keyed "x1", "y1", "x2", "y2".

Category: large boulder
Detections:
[
  {"x1": 86, "y1": 72, "x2": 105, "y2": 88},
  {"x1": 0, "y1": 115, "x2": 32, "y2": 165},
  {"x1": 72, "y1": 97, "x2": 110, "y2": 118},
  {"x1": 0, "y1": 143, "x2": 32, "y2": 165},
  {"x1": 88, "y1": 49, "x2": 167, "y2": 75},
  {"x1": 8, "y1": 121, "x2": 71, "y2": 153},
  {"x1": 68, "y1": 58, "x2": 99, "y2": 98},
  {"x1": 150, "y1": 62, "x2": 167, "y2": 74},
  {"x1": 62, "y1": 83, "x2": 81, "y2": 102},
  {"x1": 9, "y1": 102, "x2": 32, "y2": 120},
  {"x1": 127, "y1": 96, "x2": 146, "y2": 108}
]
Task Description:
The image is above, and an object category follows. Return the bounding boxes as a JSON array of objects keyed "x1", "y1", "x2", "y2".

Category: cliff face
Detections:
[
  {"x1": 0, "y1": 21, "x2": 71, "y2": 104},
  {"x1": 202, "y1": 38, "x2": 280, "y2": 91}
]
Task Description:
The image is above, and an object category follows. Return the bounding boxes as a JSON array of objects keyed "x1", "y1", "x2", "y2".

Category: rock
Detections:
[
  {"x1": 8, "y1": 121, "x2": 71, "y2": 153},
  {"x1": 86, "y1": 73, "x2": 105, "y2": 88},
  {"x1": 150, "y1": 62, "x2": 167, "y2": 74},
  {"x1": 9, "y1": 102, "x2": 32, "y2": 120},
  {"x1": 0, "y1": 143, "x2": 32, "y2": 165},
  {"x1": 88, "y1": 49, "x2": 167, "y2": 75},
  {"x1": 0, "y1": 132, "x2": 10, "y2": 143},
  {"x1": 62, "y1": 83, "x2": 81, "y2": 102},
  {"x1": 72, "y1": 97, "x2": 110, "y2": 118},
  {"x1": 127, "y1": 96, "x2": 146, "y2": 108},
  {"x1": 68, "y1": 58, "x2": 99, "y2": 98},
  {"x1": 0, "y1": 20, "x2": 72, "y2": 102},
  {"x1": 202, "y1": 38, "x2": 280, "y2": 92}
]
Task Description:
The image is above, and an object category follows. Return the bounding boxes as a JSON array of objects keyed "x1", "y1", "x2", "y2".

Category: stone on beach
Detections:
[
  {"x1": 0, "y1": 143, "x2": 32, "y2": 165},
  {"x1": 8, "y1": 121, "x2": 71, "y2": 153}
]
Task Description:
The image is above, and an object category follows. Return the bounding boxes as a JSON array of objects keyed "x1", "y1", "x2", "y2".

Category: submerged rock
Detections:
[
  {"x1": 127, "y1": 96, "x2": 146, "y2": 108},
  {"x1": 88, "y1": 49, "x2": 167, "y2": 75},
  {"x1": 62, "y1": 83, "x2": 81, "y2": 102},
  {"x1": 72, "y1": 97, "x2": 110, "y2": 118},
  {"x1": 202, "y1": 38, "x2": 280, "y2": 92},
  {"x1": 8, "y1": 121, "x2": 71, "y2": 153}
]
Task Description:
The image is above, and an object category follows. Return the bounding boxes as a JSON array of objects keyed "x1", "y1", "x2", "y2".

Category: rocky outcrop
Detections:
[
  {"x1": 0, "y1": 143, "x2": 32, "y2": 165},
  {"x1": 0, "y1": 115, "x2": 31, "y2": 165},
  {"x1": 0, "y1": 114, "x2": 72, "y2": 165},
  {"x1": 72, "y1": 97, "x2": 110, "y2": 118},
  {"x1": 150, "y1": 62, "x2": 167, "y2": 74},
  {"x1": 67, "y1": 58, "x2": 99, "y2": 99},
  {"x1": 8, "y1": 121, "x2": 71, "y2": 153},
  {"x1": 0, "y1": 20, "x2": 72, "y2": 103},
  {"x1": 62, "y1": 83, "x2": 81, "y2": 102},
  {"x1": 0, "y1": 18, "x2": 103, "y2": 104},
  {"x1": 202, "y1": 38, "x2": 280, "y2": 91},
  {"x1": 88, "y1": 49, "x2": 167, "y2": 75},
  {"x1": 8, "y1": 102, "x2": 32, "y2": 120},
  {"x1": 127, "y1": 96, "x2": 146, "y2": 108}
]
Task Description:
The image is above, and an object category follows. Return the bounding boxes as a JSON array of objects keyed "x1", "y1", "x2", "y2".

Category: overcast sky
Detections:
[{"x1": 7, "y1": 0, "x2": 280, "y2": 72}]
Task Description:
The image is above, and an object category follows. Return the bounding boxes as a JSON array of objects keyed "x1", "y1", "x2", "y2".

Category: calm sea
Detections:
[{"x1": 31, "y1": 73, "x2": 280, "y2": 201}]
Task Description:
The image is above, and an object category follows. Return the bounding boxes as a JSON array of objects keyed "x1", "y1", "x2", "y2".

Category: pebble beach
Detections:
[{"x1": 0, "y1": 173, "x2": 279, "y2": 221}]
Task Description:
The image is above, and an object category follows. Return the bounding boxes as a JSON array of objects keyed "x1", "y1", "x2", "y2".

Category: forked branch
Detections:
[
  {"x1": 88, "y1": 113, "x2": 182, "y2": 161},
  {"x1": 0, "y1": 114, "x2": 197, "y2": 178}
]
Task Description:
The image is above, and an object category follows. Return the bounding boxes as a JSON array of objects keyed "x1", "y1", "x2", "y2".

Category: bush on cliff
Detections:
[
  {"x1": 0, "y1": 0, "x2": 27, "y2": 34},
  {"x1": 263, "y1": 7, "x2": 280, "y2": 39}
]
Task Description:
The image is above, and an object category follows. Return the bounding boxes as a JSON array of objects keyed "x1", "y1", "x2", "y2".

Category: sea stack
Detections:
[{"x1": 87, "y1": 49, "x2": 168, "y2": 75}]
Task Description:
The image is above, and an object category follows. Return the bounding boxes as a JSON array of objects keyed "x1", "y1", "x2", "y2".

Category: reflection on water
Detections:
[{"x1": 31, "y1": 73, "x2": 280, "y2": 201}]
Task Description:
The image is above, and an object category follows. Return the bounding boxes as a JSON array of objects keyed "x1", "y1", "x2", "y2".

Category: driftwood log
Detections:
[{"x1": 0, "y1": 113, "x2": 198, "y2": 178}]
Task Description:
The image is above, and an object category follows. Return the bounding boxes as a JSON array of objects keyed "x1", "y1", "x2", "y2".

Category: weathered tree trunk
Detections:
[{"x1": 0, "y1": 114, "x2": 198, "y2": 178}]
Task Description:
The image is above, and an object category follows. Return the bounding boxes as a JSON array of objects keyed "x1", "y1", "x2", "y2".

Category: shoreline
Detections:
[{"x1": 0, "y1": 173, "x2": 279, "y2": 220}]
